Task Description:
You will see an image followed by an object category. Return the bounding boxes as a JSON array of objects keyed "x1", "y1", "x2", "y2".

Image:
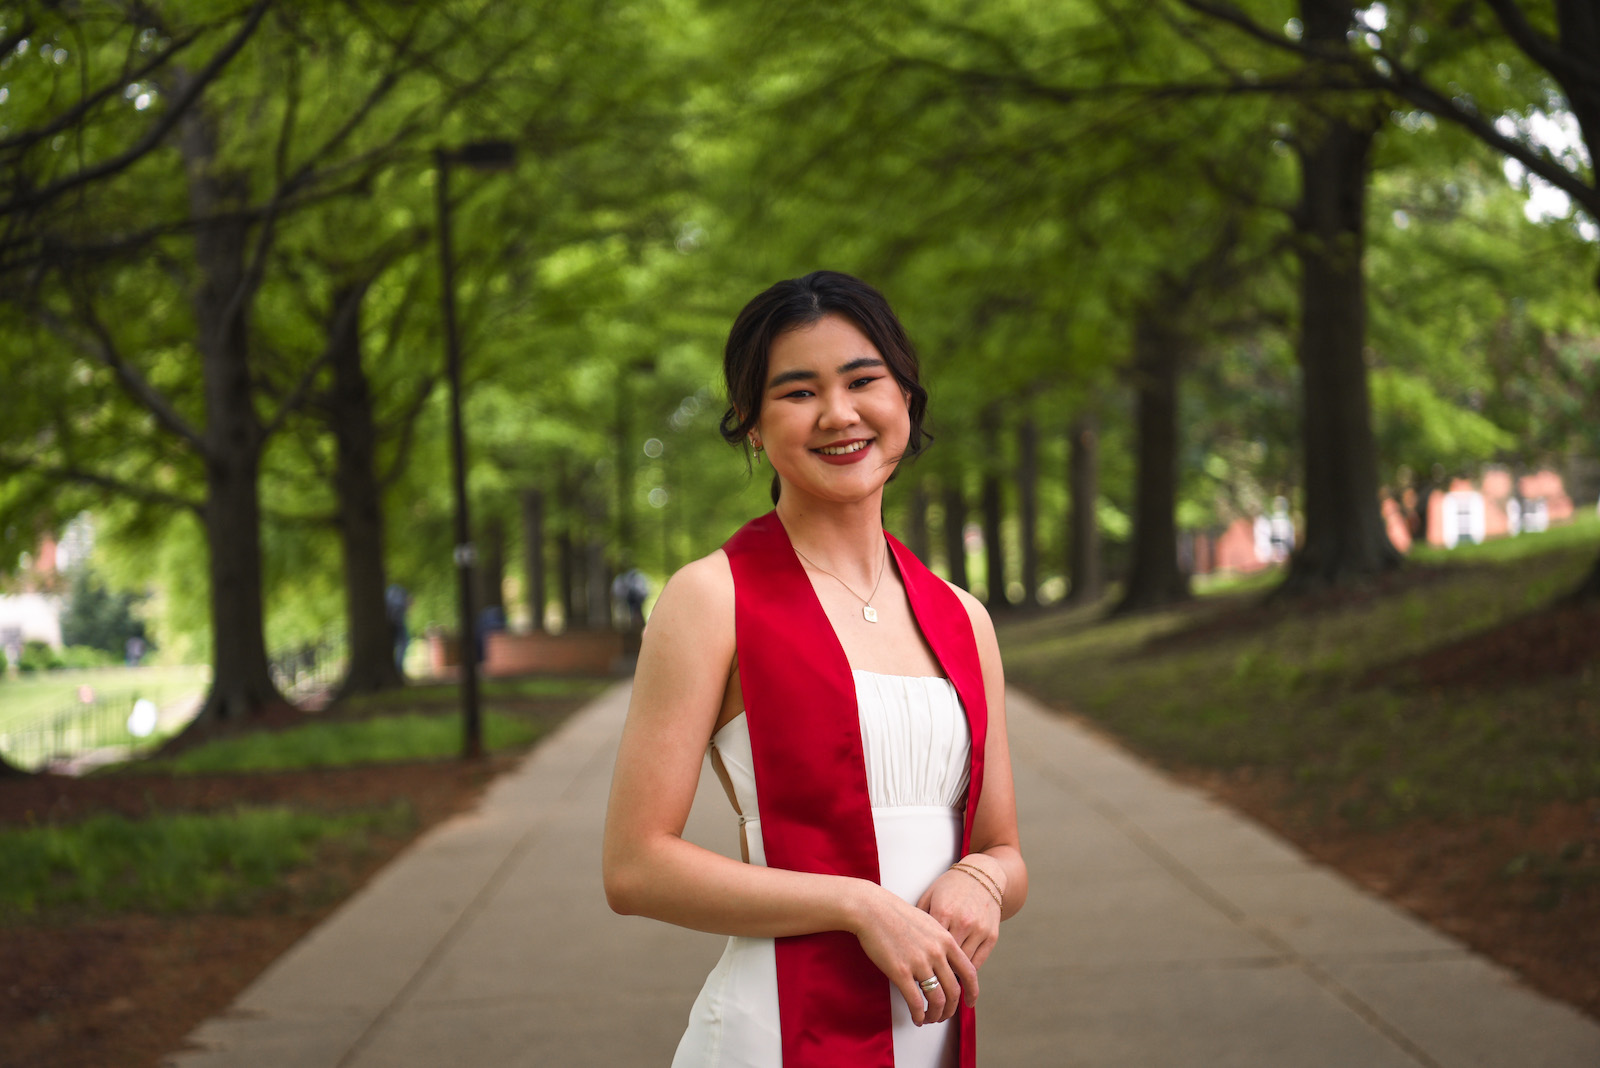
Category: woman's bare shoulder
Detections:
[
  {"x1": 646, "y1": 550, "x2": 735, "y2": 646},
  {"x1": 659, "y1": 549, "x2": 734, "y2": 607},
  {"x1": 943, "y1": 579, "x2": 999, "y2": 650},
  {"x1": 629, "y1": 551, "x2": 736, "y2": 728}
]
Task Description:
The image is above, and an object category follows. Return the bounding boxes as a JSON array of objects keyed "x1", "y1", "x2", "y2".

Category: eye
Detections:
[
  {"x1": 779, "y1": 388, "x2": 814, "y2": 399},
  {"x1": 850, "y1": 375, "x2": 882, "y2": 389}
]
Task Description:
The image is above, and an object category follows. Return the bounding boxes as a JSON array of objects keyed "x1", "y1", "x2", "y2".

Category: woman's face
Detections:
[{"x1": 752, "y1": 314, "x2": 911, "y2": 507}]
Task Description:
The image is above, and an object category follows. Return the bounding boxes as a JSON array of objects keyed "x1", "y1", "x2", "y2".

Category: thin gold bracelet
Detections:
[
  {"x1": 952, "y1": 860, "x2": 1005, "y2": 901},
  {"x1": 950, "y1": 862, "x2": 1003, "y2": 909}
]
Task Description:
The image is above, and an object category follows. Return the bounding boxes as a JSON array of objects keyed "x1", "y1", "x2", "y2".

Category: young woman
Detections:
[{"x1": 603, "y1": 270, "x2": 1026, "y2": 1067}]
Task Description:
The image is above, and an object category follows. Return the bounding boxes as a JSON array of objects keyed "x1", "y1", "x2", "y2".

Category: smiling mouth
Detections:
[{"x1": 814, "y1": 440, "x2": 871, "y2": 456}]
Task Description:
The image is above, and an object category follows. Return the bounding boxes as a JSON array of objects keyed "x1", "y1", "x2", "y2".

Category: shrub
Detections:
[
  {"x1": 17, "y1": 640, "x2": 63, "y2": 674},
  {"x1": 56, "y1": 645, "x2": 119, "y2": 670}
]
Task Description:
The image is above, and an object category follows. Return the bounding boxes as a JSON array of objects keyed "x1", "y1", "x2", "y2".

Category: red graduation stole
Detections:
[{"x1": 724, "y1": 511, "x2": 988, "y2": 1068}]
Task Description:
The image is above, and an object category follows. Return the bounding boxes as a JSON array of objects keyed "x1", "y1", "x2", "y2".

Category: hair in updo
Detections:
[{"x1": 719, "y1": 270, "x2": 930, "y2": 501}]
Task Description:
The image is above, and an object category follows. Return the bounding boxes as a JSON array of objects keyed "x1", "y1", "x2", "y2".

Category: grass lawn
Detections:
[
  {"x1": 997, "y1": 517, "x2": 1600, "y2": 1019},
  {"x1": 0, "y1": 673, "x2": 598, "y2": 1068},
  {"x1": 0, "y1": 803, "x2": 412, "y2": 918},
  {"x1": 1000, "y1": 515, "x2": 1600, "y2": 826},
  {"x1": 0, "y1": 664, "x2": 209, "y2": 730},
  {"x1": 145, "y1": 711, "x2": 545, "y2": 774},
  {"x1": 340, "y1": 674, "x2": 613, "y2": 711}
]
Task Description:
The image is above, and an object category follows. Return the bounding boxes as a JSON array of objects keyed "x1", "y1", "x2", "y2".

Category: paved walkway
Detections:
[{"x1": 167, "y1": 684, "x2": 1600, "y2": 1067}]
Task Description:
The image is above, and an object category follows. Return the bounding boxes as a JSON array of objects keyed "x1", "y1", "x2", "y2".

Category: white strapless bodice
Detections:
[
  {"x1": 673, "y1": 670, "x2": 971, "y2": 1068},
  {"x1": 710, "y1": 670, "x2": 972, "y2": 836}
]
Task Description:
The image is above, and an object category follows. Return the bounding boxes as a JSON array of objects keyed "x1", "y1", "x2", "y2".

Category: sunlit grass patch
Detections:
[
  {"x1": 148, "y1": 712, "x2": 542, "y2": 774},
  {"x1": 0, "y1": 803, "x2": 412, "y2": 918},
  {"x1": 999, "y1": 523, "x2": 1600, "y2": 827},
  {"x1": 342, "y1": 675, "x2": 611, "y2": 712},
  {"x1": 0, "y1": 664, "x2": 208, "y2": 731},
  {"x1": 1409, "y1": 510, "x2": 1598, "y2": 567}
]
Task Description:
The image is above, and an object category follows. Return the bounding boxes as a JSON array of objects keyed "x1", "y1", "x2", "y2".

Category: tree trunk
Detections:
[
  {"x1": 181, "y1": 89, "x2": 286, "y2": 724},
  {"x1": 980, "y1": 405, "x2": 1007, "y2": 608},
  {"x1": 1281, "y1": 0, "x2": 1402, "y2": 593},
  {"x1": 1066, "y1": 413, "x2": 1103, "y2": 605},
  {"x1": 558, "y1": 462, "x2": 581, "y2": 628},
  {"x1": 478, "y1": 515, "x2": 506, "y2": 613},
  {"x1": 1017, "y1": 417, "x2": 1039, "y2": 606},
  {"x1": 1114, "y1": 318, "x2": 1191, "y2": 615},
  {"x1": 586, "y1": 537, "x2": 609, "y2": 628},
  {"x1": 521, "y1": 488, "x2": 546, "y2": 632},
  {"x1": 941, "y1": 477, "x2": 969, "y2": 591},
  {"x1": 1554, "y1": 2, "x2": 1600, "y2": 599},
  {"x1": 905, "y1": 480, "x2": 931, "y2": 561},
  {"x1": 326, "y1": 281, "x2": 403, "y2": 700},
  {"x1": 558, "y1": 524, "x2": 579, "y2": 629}
]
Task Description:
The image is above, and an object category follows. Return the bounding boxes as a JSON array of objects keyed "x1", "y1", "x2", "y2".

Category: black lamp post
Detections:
[{"x1": 435, "y1": 139, "x2": 516, "y2": 760}]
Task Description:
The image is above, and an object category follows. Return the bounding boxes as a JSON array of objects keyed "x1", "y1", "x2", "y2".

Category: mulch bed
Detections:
[
  {"x1": 0, "y1": 745, "x2": 530, "y2": 1068},
  {"x1": 1361, "y1": 601, "x2": 1600, "y2": 690},
  {"x1": 1140, "y1": 565, "x2": 1457, "y2": 655},
  {"x1": 1152, "y1": 594, "x2": 1600, "y2": 1019}
]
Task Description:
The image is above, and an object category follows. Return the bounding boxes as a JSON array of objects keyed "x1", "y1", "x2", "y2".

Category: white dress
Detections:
[{"x1": 672, "y1": 670, "x2": 972, "y2": 1068}]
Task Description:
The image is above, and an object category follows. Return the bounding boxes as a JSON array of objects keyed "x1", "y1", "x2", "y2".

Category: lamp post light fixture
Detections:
[{"x1": 435, "y1": 139, "x2": 516, "y2": 760}]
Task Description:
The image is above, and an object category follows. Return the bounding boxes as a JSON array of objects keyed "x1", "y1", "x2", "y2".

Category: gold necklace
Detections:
[{"x1": 792, "y1": 542, "x2": 889, "y2": 623}]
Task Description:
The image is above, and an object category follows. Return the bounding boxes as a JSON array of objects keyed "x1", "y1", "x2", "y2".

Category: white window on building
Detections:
[
  {"x1": 1266, "y1": 497, "x2": 1294, "y2": 562},
  {"x1": 1522, "y1": 498, "x2": 1549, "y2": 534},
  {"x1": 1440, "y1": 490, "x2": 1486, "y2": 548}
]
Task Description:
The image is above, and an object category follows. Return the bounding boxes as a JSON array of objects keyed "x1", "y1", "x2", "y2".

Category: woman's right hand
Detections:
[{"x1": 850, "y1": 882, "x2": 979, "y2": 1026}]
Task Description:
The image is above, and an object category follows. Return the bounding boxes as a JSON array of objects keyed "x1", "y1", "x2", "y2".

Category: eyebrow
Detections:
[{"x1": 766, "y1": 356, "x2": 886, "y2": 391}]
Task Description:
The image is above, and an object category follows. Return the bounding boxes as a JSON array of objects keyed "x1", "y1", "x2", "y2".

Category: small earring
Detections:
[{"x1": 749, "y1": 436, "x2": 762, "y2": 453}]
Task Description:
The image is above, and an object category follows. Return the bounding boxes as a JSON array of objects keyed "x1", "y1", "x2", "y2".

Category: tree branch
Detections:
[
  {"x1": 0, "y1": 26, "x2": 205, "y2": 155},
  {"x1": 0, "y1": 0, "x2": 273, "y2": 219},
  {"x1": 378, "y1": 373, "x2": 439, "y2": 490},
  {"x1": 33, "y1": 305, "x2": 210, "y2": 457},
  {"x1": 0, "y1": 453, "x2": 203, "y2": 515},
  {"x1": 1173, "y1": 0, "x2": 1600, "y2": 215},
  {"x1": 1482, "y1": 0, "x2": 1600, "y2": 95}
]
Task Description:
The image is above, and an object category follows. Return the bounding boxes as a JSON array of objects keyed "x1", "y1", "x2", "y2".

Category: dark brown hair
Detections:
[{"x1": 719, "y1": 271, "x2": 930, "y2": 500}]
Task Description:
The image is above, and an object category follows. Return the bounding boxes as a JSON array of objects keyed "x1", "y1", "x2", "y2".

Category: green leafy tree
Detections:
[
  {"x1": 1173, "y1": 0, "x2": 1600, "y2": 597},
  {"x1": 58, "y1": 568, "x2": 150, "y2": 656}
]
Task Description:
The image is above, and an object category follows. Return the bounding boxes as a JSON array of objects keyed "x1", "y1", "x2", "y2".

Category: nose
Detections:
[{"x1": 817, "y1": 384, "x2": 860, "y2": 430}]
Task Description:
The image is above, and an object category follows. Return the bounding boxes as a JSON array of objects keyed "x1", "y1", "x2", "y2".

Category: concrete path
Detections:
[{"x1": 166, "y1": 684, "x2": 1600, "y2": 1067}]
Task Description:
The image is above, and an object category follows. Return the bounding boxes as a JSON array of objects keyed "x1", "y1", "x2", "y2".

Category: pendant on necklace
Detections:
[{"x1": 863, "y1": 605, "x2": 879, "y2": 623}]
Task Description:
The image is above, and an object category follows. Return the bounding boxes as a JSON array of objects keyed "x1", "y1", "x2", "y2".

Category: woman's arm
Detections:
[
  {"x1": 601, "y1": 551, "x2": 980, "y2": 1024},
  {"x1": 916, "y1": 586, "x2": 1028, "y2": 970}
]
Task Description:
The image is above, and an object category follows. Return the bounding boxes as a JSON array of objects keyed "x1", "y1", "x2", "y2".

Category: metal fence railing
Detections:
[
  {"x1": 0, "y1": 636, "x2": 348, "y2": 770},
  {"x1": 0, "y1": 693, "x2": 171, "y2": 771},
  {"x1": 268, "y1": 631, "x2": 348, "y2": 701}
]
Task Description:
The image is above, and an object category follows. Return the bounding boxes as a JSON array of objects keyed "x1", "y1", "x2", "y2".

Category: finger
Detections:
[
  {"x1": 896, "y1": 976, "x2": 929, "y2": 1027},
  {"x1": 951, "y1": 947, "x2": 980, "y2": 1009},
  {"x1": 923, "y1": 974, "x2": 950, "y2": 1025},
  {"x1": 916, "y1": 886, "x2": 933, "y2": 911},
  {"x1": 918, "y1": 962, "x2": 953, "y2": 1025},
  {"x1": 929, "y1": 958, "x2": 962, "y2": 1024},
  {"x1": 969, "y1": 933, "x2": 998, "y2": 971}
]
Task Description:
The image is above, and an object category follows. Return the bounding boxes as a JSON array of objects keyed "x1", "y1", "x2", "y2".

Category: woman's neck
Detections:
[{"x1": 774, "y1": 494, "x2": 886, "y2": 581}]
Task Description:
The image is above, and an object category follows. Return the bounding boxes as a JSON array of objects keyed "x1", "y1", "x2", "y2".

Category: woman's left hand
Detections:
[{"x1": 917, "y1": 859, "x2": 1002, "y2": 971}]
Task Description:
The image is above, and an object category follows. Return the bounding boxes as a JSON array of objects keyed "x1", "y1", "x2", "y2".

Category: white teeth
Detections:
[{"x1": 817, "y1": 441, "x2": 869, "y2": 455}]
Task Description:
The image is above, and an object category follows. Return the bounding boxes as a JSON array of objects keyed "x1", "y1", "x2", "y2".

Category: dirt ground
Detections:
[
  {"x1": 5, "y1": 661, "x2": 1596, "y2": 1066},
  {"x1": 0, "y1": 694, "x2": 576, "y2": 1068},
  {"x1": 1124, "y1": 579, "x2": 1600, "y2": 1022}
]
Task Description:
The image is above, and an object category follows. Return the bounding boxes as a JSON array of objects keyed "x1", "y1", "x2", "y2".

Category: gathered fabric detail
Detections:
[
  {"x1": 710, "y1": 670, "x2": 970, "y2": 825},
  {"x1": 854, "y1": 672, "x2": 971, "y2": 810}
]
